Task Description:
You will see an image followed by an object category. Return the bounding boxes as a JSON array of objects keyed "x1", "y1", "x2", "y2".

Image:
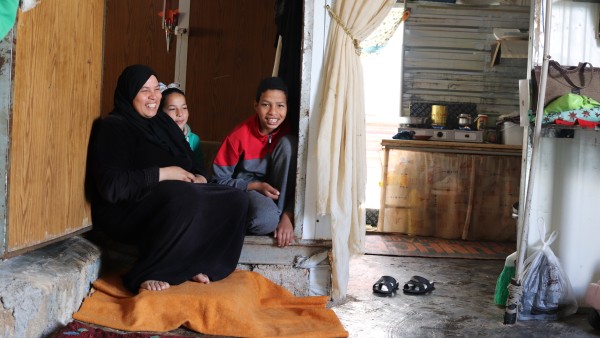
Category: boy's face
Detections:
[
  {"x1": 254, "y1": 89, "x2": 287, "y2": 135},
  {"x1": 163, "y1": 92, "x2": 189, "y2": 131}
]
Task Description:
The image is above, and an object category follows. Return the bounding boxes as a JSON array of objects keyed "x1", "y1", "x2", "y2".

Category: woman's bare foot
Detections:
[
  {"x1": 192, "y1": 273, "x2": 210, "y2": 284},
  {"x1": 140, "y1": 280, "x2": 170, "y2": 291}
]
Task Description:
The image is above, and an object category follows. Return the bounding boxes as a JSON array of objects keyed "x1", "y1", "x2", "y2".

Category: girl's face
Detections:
[
  {"x1": 133, "y1": 75, "x2": 162, "y2": 118},
  {"x1": 254, "y1": 89, "x2": 287, "y2": 135},
  {"x1": 163, "y1": 92, "x2": 189, "y2": 130}
]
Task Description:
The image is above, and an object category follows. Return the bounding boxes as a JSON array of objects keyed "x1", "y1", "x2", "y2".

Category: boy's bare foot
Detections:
[
  {"x1": 192, "y1": 273, "x2": 210, "y2": 284},
  {"x1": 140, "y1": 280, "x2": 170, "y2": 291}
]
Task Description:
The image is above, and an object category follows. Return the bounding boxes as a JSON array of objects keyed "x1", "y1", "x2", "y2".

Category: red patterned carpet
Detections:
[
  {"x1": 52, "y1": 321, "x2": 195, "y2": 337},
  {"x1": 365, "y1": 233, "x2": 515, "y2": 260}
]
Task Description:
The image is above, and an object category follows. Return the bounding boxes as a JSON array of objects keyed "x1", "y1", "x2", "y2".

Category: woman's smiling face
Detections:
[{"x1": 133, "y1": 75, "x2": 162, "y2": 118}]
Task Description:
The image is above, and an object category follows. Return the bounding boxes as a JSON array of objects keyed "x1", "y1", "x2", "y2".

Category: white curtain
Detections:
[{"x1": 315, "y1": 0, "x2": 395, "y2": 301}]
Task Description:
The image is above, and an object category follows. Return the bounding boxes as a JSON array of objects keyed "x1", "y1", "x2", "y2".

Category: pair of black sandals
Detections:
[{"x1": 372, "y1": 275, "x2": 435, "y2": 296}]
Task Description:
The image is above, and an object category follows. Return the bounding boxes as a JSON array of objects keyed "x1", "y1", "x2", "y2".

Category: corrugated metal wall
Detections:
[{"x1": 402, "y1": 2, "x2": 531, "y2": 118}]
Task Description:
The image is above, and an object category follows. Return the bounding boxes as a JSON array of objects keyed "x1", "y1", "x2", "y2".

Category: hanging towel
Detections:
[{"x1": 73, "y1": 270, "x2": 349, "y2": 338}]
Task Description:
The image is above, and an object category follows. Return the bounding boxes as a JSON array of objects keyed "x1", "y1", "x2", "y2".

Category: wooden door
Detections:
[
  {"x1": 5, "y1": 0, "x2": 104, "y2": 256},
  {"x1": 101, "y1": 0, "x2": 278, "y2": 142},
  {"x1": 101, "y1": 0, "x2": 178, "y2": 116},
  {"x1": 185, "y1": 0, "x2": 278, "y2": 143}
]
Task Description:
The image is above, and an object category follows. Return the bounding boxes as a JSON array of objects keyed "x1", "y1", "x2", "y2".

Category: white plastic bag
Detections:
[{"x1": 518, "y1": 221, "x2": 578, "y2": 321}]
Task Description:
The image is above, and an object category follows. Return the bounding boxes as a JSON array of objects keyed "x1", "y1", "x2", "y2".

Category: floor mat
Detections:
[
  {"x1": 72, "y1": 270, "x2": 348, "y2": 338},
  {"x1": 52, "y1": 320, "x2": 194, "y2": 337},
  {"x1": 365, "y1": 233, "x2": 515, "y2": 260}
]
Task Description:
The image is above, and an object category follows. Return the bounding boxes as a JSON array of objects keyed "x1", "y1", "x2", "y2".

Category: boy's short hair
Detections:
[{"x1": 255, "y1": 77, "x2": 288, "y2": 102}]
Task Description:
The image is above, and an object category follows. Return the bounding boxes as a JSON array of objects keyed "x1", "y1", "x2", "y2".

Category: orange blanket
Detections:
[{"x1": 73, "y1": 270, "x2": 348, "y2": 338}]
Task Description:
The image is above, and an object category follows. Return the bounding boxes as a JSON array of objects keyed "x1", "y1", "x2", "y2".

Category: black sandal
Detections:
[
  {"x1": 372, "y1": 276, "x2": 399, "y2": 295},
  {"x1": 403, "y1": 275, "x2": 435, "y2": 295}
]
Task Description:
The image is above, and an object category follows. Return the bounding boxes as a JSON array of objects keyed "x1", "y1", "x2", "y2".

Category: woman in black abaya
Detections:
[{"x1": 89, "y1": 64, "x2": 249, "y2": 293}]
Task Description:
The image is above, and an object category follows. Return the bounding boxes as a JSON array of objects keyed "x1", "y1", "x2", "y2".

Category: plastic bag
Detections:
[
  {"x1": 518, "y1": 221, "x2": 578, "y2": 321},
  {"x1": 544, "y1": 93, "x2": 600, "y2": 114}
]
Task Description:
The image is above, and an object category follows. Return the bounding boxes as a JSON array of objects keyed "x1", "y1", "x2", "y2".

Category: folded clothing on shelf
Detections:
[{"x1": 530, "y1": 107, "x2": 600, "y2": 125}]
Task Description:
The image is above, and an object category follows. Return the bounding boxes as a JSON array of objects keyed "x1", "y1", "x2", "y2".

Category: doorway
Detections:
[{"x1": 361, "y1": 6, "x2": 405, "y2": 227}]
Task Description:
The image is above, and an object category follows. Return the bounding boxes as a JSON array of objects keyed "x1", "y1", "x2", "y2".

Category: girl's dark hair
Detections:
[{"x1": 159, "y1": 87, "x2": 185, "y2": 112}]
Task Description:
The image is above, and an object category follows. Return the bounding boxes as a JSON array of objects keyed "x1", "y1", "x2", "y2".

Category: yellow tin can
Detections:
[{"x1": 431, "y1": 105, "x2": 447, "y2": 126}]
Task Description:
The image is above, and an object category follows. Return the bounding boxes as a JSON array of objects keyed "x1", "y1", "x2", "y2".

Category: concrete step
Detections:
[
  {"x1": 0, "y1": 233, "x2": 332, "y2": 336},
  {"x1": 0, "y1": 236, "x2": 101, "y2": 337}
]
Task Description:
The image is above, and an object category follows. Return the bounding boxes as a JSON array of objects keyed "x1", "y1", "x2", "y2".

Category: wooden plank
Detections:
[
  {"x1": 407, "y1": 4, "x2": 530, "y2": 25},
  {"x1": 405, "y1": 62, "x2": 528, "y2": 76},
  {"x1": 404, "y1": 38, "x2": 491, "y2": 51},
  {"x1": 404, "y1": 90, "x2": 522, "y2": 103},
  {"x1": 405, "y1": 69, "x2": 527, "y2": 82},
  {"x1": 404, "y1": 83, "x2": 519, "y2": 94},
  {"x1": 407, "y1": 17, "x2": 528, "y2": 29},
  {"x1": 377, "y1": 146, "x2": 391, "y2": 232},
  {"x1": 408, "y1": 3, "x2": 530, "y2": 16},
  {"x1": 405, "y1": 30, "x2": 493, "y2": 41},
  {"x1": 404, "y1": 50, "x2": 489, "y2": 62},
  {"x1": 402, "y1": 91, "x2": 521, "y2": 104},
  {"x1": 405, "y1": 73, "x2": 518, "y2": 88},
  {"x1": 381, "y1": 139, "x2": 522, "y2": 155},
  {"x1": 406, "y1": 29, "x2": 493, "y2": 40},
  {"x1": 404, "y1": 59, "x2": 488, "y2": 71},
  {"x1": 406, "y1": 79, "x2": 520, "y2": 95}
]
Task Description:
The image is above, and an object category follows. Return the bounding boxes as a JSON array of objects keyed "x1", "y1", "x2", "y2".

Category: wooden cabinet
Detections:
[{"x1": 378, "y1": 139, "x2": 522, "y2": 241}]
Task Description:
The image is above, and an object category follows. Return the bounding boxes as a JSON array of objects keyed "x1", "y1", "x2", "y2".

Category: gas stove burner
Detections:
[
  {"x1": 458, "y1": 126, "x2": 473, "y2": 131},
  {"x1": 431, "y1": 125, "x2": 447, "y2": 130},
  {"x1": 396, "y1": 126, "x2": 484, "y2": 143}
]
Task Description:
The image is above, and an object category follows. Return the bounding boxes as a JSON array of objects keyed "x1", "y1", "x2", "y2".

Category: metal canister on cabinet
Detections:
[{"x1": 475, "y1": 114, "x2": 488, "y2": 130}]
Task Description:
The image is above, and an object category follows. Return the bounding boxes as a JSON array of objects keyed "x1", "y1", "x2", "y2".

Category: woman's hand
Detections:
[
  {"x1": 193, "y1": 174, "x2": 207, "y2": 184},
  {"x1": 274, "y1": 211, "x2": 294, "y2": 247},
  {"x1": 247, "y1": 181, "x2": 280, "y2": 200},
  {"x1": 159, "y1": 166, "x2": 196, "y2": 182}
]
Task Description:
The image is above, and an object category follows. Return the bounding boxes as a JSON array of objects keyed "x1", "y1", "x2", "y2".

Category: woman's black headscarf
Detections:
[{"x1": 111, "y1": 64, "x2": 189, "y2": 158}]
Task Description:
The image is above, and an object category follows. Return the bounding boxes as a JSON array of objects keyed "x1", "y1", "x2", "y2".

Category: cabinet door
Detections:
[
  {"x1": 3, "y1": 0, "x2": 103, "y2": 256},
  {"x1": 380, "y1": 148, "x2": 519, "y2": 241}
]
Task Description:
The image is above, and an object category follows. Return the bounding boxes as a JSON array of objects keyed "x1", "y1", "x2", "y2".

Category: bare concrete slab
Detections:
[{"x1": 333, "y1": 254, "x2": 598, "y2": 337}]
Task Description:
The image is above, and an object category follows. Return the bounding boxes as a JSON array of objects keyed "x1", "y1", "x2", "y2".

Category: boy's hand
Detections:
[
  {"x1": 274, "y1": 211, "x2": 294, "y2": 247},
  {"x1": 248, "y1": 181, "x2": 280, "y2": 200}
]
